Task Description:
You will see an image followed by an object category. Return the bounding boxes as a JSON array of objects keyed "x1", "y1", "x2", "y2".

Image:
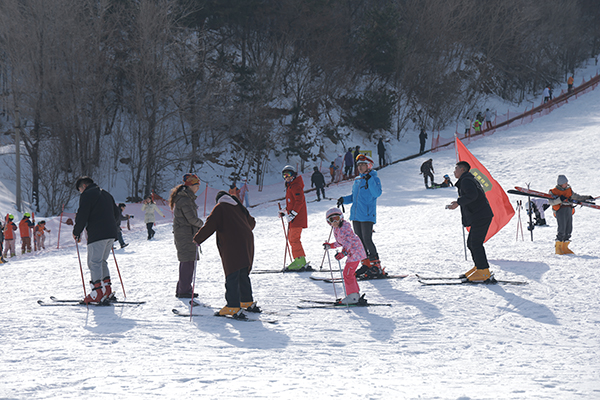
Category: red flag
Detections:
[{"x1": 456, "y1": 138, "x2": 514, "y2": 242}]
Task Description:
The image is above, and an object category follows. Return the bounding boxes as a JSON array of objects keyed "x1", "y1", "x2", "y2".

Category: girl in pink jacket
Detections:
[{"x1": 323, "y1": 207, "x2": 367, "y2": 305}]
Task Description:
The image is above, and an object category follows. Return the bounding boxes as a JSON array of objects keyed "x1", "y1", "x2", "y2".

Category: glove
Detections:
[
  {"x1": 286, "y1": 210, "x2": 297, "y2": 223},
  {"x1": 364, "y1": 174, "x2": 371, "y2": 181},
  {"x1": 585, "y1": 195, "x2": 594, "y2": 200},
  {"x1": 560, "y1": 195, "x2": 567, "y2": 201},
  {"x1": 335, "y1": 250, "x2": 348, "y2": 260},
  {"x1": 323, "y1": 242, "x2": 334, "y2": 250},
  {"x1": 278, "y1": 210, "x2": 286, "y2": 218},
  {"x1": 336, "y1": 197, "x2": 344, "y2": 207}
]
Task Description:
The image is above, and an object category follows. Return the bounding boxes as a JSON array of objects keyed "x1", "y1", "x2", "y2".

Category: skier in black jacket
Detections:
[
  {"x1": 311, "y1": 167, "x2": 326, "y2": 201},
  {"x1": 447, "y1": 161, "x2": 494, "y2": 282},
  {"x1": 73, "y1": 176, "x2": 121, "y2": 304}
]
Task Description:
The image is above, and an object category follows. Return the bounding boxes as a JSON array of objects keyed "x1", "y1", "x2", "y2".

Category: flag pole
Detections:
[{"x1": 455, "y1": 133, "x2": 468, "y2": 261}]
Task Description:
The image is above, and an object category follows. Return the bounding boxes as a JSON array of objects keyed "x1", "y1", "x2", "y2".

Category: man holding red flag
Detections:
[{"x1": 448, "y1": 161, "x2": 494, "y2": 282}]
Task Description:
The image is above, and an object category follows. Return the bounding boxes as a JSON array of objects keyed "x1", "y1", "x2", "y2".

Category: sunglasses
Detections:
[{"x1": 326, "y1": 214, "x2": 342, "y2": 224}]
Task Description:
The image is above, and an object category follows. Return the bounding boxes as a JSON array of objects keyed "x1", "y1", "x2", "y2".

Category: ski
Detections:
[
  {"x1": 38, "y1": 300, "x2": 142, "y2": 307},
  {"x1": 49, "y1": 296, "x2": 145, "y2": 304},
  {"x1": 297, "y1": 303, "x2": 390, "y2": 309},
  {"x1": 417, "y1": 277, "x2": 527, "y2": 286},
  {"x1": 252, "y1": 263, "x2": 314, "y2": 274},
  {"x1": 310, "y1": 274, "x2": 408, "y2": 283},
  {"x1": 171, "y1": 309, "x2": 277, "y2": 324},
  {"x1": 299, "y1": 299, "x2": 391, "y2": 306},
  {"x1": 510, "y1": 187, "x2": 599, "y2": 209}
]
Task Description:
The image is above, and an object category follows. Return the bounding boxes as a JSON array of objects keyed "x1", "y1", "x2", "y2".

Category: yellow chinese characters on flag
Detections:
[{"x1": 456, "y1": 138, "x2": 515, "y2": 242}]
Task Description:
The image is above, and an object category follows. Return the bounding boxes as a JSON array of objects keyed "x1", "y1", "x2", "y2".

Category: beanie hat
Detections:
[
  {"x1": 557, "y1": 175, "x2": 568, "y2": 185},
  {"x1": 183, "y1": 173, "x2": 200, "y2": 186},
  {"x1": 326, "y1": 207, "x2": 343, "y2": 219}
]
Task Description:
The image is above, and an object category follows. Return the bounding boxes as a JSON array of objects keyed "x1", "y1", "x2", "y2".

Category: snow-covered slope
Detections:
[{"x1": 2, "y1": 81, "x2": 600, "y2": 399}]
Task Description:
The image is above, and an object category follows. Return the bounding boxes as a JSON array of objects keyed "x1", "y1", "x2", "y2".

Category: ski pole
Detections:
[
  {"x1": 75, "y1": 239, "x2": 87, "y2": 300},
  {"x1": 335, "y1": 254, "x2": 350, "y2": 312},
  {"x1": 278, "y1": 203, "x2": 293, "y2": 269},
  {"x1": 189, "y1": 247, "x2": 199, "y2": 322},
  {"x1": 111, "y1": 247, "x2": 126, "y2": 298},
  {"x1": 325, "y1": 249, "x2": 338, "y2": 299},
  {"x1": 320, "y1": 226, "x2": 333, "y2": 271},
  {"x1": 461, "y1": 226, "x2": 468, "y2": 261}
]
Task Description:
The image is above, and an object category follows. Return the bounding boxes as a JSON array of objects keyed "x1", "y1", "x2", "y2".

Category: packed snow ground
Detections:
[{"x1": 2, "y1": 88, "x2": 600, "y2": 399}]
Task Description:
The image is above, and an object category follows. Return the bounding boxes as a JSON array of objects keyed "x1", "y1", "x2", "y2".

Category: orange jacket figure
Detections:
[
  {"x1": 4, "y1": 220, "x2": 17, "y2": 240},
  {"x1": 19, "y1": 217, "x2": 34, "y2": 238}
]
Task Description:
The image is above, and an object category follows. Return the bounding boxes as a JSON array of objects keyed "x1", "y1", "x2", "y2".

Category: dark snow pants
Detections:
[
  {"x1": 353, "y1": 221, "x2": 378, "y2": 261},
  {"x1": 225, "y1": 267, "x2": 253, "y2": 307},
  {"x1": 466, "y1": 217, "x2": 492, "y2": 270},
  {"x1": 176, "y1": 260, "x2": 195, "y2": 296},
  {"x1": 554, "y1": 206, "x2": 573, "y2": 241}
]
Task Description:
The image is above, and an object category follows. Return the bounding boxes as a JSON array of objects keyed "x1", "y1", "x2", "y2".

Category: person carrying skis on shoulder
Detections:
[
  {"x1": 279, "y1": 165, "x2": 310, "y2": 271},
  {"x1": 19, "y1": 213, "x2": 34, "y2": 254},
  {"x1": 447, "y1": 161, "x2": 494, "y2": 282},
  {"x1": 337, "y1": 154, "x2": 385, "y2": 279},
  {"x1": 142, "y1": 195, "x2": 166, "y2": 240},
  {"x1": 3, "y1": 214, "x2": 17, "y2": 259},
  {"x1": 548, "y1": 175, "x2": 594, "y2": 255},
  {"x1": 323, "y1": 208, "x2": 368, "y2": 305},
  {"x1": 193, "y1": 191, "x2": 259, "y2": 318}
]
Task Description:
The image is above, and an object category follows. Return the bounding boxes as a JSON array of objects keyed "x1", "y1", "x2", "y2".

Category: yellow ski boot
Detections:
[{"x1": 467, "y1": 268, "x2": 491, "y2": 282}]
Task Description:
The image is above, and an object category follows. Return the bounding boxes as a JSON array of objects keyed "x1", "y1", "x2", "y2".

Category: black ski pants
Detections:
[
  {"x1": 466, "y1": 217, "x2": 492, "y2": 270},
  {"x1": 353, "y1": 221, "x2": 378, "y2": 261},
  {"x1": 225, "y1": 267, "x2": 253, "y2": 307},
  {"x1": 315, "y1": 185, "x2": 325, "y2": 200}
]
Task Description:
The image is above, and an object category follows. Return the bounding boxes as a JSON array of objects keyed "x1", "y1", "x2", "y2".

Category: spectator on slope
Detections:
[
  {"x1": 484, "y1": 108, "x2": 494, "y2": 131},
  {"x1": 323, "y1": 207, "x2": 368, "y2": 305},
  {"x1": 329, "y1": 161, "x2": 336, "y2": 184},
  {"x1": 419, "y1": 128, "x2": 428, "y2": 154},
  {"x1": 377, "y1": 138, "x2": 387, "y2": 168},
  {"x1": 567, "y1": 76, "x2": 574, "y2": 93},
  {"x1": 344, "y1": 148, "x2": 354, "y2": 179},
  {"x1": 311, "y1": 166, "x2": 326, "y2": 202},
  {"x1": 142, "y1": 195, "x2": 166, "y2": 240},
  {"x1": 543, "y1": 85, "x2": 551, "y2": 103},
  {"x1": 72, "y1": 176, "x2": 121, "y2": 304},
  {"x1": 353, "y1": 145, "x2": 361, "y2": 175},
  {"x1": 116, "y1": 203, "x2": 130, "y2": 249},
  {"x1": 464, "y1": 116, "x2": 471, "y2": 137},
  {"x1": 472, "y1": 118, "x2": 482, "y2": 134},
  {"x1": 278, "y1": 165, "x2": 310, "y2": 271},
  {"x1": 337, "y1": 154, "x2": 385, "y2": 279},
  {"x1": 169, "y1": 174, "x2": 204, "y2": 298},
  {"x1": 447, "y1": 161, "x2": 494, "y2": 282},
  {"x1": 193, "y1": 191, "x2": 258, "y2": 318},
  {"x1": 548, "y1": 175, "x2": 594, "y2": 255},
  {"x1": 228, "y1": 183, "x2": 240, "y2": 200},
  {"x1": 334, "y1": 154, "x2": 344, "y2": 183},
  {"x1": 19, "y1": 213, "x2": 34, "y2": 254},
  {"x1": 34, "y1": 221, "x2": 50, "y2": 250},
  {"x1": 3, "y1": 214, "x2": 17, "y2": 259},
  {"x1": 420, "y1": 158, "x2": 435, "y2": 189}
]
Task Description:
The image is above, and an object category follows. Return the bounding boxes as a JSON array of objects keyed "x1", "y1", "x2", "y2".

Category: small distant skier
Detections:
[
  {"x1": 567, "y1": 76, "x2": 574, "y2": 93},
  {"x1": 472, "y1": 118, "x2": 482, "y2": 134},
  {"x1": 464, "y1": 116, "x2": 471, "y2": 137},
  {"x1": 548, "y1": 175, "x2": 594, "y2": 255},
  {"x1": 3, "y1": 214, "x2": 17, "y2": 258},
  {"x1": 543, "y1": 85, "x2": 551, "y2": 103},
  {"x1": 194, "y1": 191, "x2": 259, "y2": 318},
  {"x1": 484, "y1": 108, "x2": 494, "y2": 131},
  {"x1": 0, "y1": 218, "x2": 5, "y2": 263},
  {"x1": 344, "y1": 148, "x2": 354, "y2": 179},
  {"x1": 142, "y1": 195, "x2": 166, "y2": 240},
  {"x1": 447, "y1": 161, "x2": 494, "y2": 282},
  {"x1": 311, "y1": 166, "x2": 326, "y2": 201},
  {"x1": 116, "y1": 203, "x2": 130, "y2": 249},
  {"x1": 34, "y1": 221, "x2": 51, "y2": 250},
  {"x1": 420, "y1": 158, "x2": 435, "y2": 189},
  {"x1": 419, "y1": 128, "x2": 427, "y2": 154},
  {"x1": 323, "y1": 207, "x2": 368, "y2": 305},
  {"x1": 334, "y1": 154, "x2": 344, "y2": 182},
  {"x1": 431, "y1": 174, "x2": 454, "y2": 189},
  {"x1": 337, "y1": 154, "x2": 385, "y2": 279},
  {"x1": 19, "y1": 213, "x2": 34, "y2": 254},
  {"x1": 279, "y1": 165, "x2": 309, "y2": 271},
  {"x1": 329, "y1": 161, "x2": 336, "y2": 184},
  {"x1": 377, "y1": 138, "x2": 386, "y2": 167}
]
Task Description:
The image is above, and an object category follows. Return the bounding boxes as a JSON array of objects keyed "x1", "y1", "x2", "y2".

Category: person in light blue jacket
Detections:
[{"x1": 336, "y1": 154, "x2": 385, "y2": 279}]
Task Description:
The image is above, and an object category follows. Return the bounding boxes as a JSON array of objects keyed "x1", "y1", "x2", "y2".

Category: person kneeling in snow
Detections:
[
  {"x1": 323, "y1": 208, "x2": 368, "y2": 305},
  {"x1": 193, "y1": 191, "x2": 259, "y2": 318}
]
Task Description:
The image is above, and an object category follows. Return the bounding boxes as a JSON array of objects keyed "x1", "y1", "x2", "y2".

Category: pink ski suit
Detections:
[{"x1": 331, "y1": 220, "x2": 367, "y2": 295}]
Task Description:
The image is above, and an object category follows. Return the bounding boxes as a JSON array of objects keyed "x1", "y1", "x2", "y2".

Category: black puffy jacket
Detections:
[{"x1": 73, "y1": 183, "x2": 120, "y2": 244}]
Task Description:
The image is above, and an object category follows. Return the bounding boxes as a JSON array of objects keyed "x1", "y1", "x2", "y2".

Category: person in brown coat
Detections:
[
  {"x1": 193, "y1": 191, "x2": 258, "y2": 318},
  {"x1": 169, "y1": 174, "x2": 204, "y2": 298}
]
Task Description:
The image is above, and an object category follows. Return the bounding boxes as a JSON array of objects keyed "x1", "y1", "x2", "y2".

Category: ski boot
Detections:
[
  {"x1": 102, "y1": 277, "x2": 115, "y2": 301},
  {"x1": 555, "y1": 241, "x2": 564, "y2": 255},
  {"x1": 335, "y1": 292, "x2": 360, "y2": 305},
  {"x1": 241, "y1": 301, "x2": 262, "y2": 313},
  {"x1": 460, "y1": 266, "x2": 477, "y2": 279},
  {"x1": 466, "y1": 268, "x2": 491, "y2": 282},
  {"x1": 82, "y1": 280, "x2": 107, "y2": 304},
  {"x1": 216, "y1": 306, "x2": 245, "y2": 319},
  {"x1": 363, "y1": 260, "x2": 387, "y2": 279},
  {"x1": 284, "y1": 256, "x2": 312, "y2": 271},
  {"x1": 355, "y1": 259, "x2": 371, "y2": 279},
  {"x1": 562, "y1": 241, "x2": 574, "y2": 255},
  {"x1": 176, "y1": 292, "x2": 199, "y2": 299}
]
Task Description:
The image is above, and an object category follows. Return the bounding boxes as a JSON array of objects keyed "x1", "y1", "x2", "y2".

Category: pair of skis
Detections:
[
  {"x1": 37, "y1": 296, "x2": 145, "y2": 306},
  {"x1": 508, "y1": 186, "x2": 599, "y2": 210},
  {"x1": 309, "y1": 274, "x2": 408, "y2": 283},
  {"x1": 416, "y1": 274, "x2": 527, "y2": 286}
]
